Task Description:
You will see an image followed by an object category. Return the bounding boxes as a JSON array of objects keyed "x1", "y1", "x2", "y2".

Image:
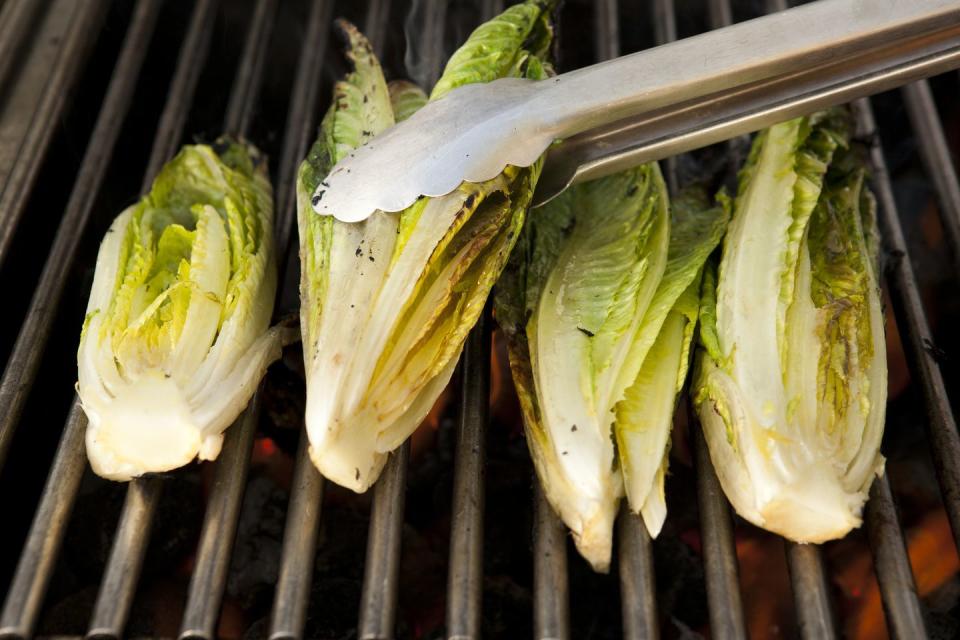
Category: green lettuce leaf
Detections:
[
  {"x1": 495, "y1": 165, "x2": 728, "y2": 570},
  {"x1": 388, "y1": 80, "x2": 428, "y2": 122},
  {"x1": 615, "y1": 188, "x2": 730, "y2": 536}
]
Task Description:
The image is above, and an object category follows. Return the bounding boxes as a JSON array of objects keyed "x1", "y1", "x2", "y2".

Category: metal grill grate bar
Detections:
[
  {"x1": 875, "y1": 142, "x2": 960, "y2": 552},
  {"x1": 441, "y1": 8, "x2": 496, "y2": 619},
  {"x1": 533, "y1": 483, "x2": 570, "y2": 640},
  {"x1": 857, "y1": 82, "x2": 960, "y2": 555},
  {"x1": 902, "y1": 79, "x2": 960, "y2": 279},
  {"x1": 766, "y1": 0, "x2": 788, "y2": 15},
  {"x1": 707, "y1": 0, "x2": 749, "y2": 153},
  {"x1": 271, "y1": 0, "x2": 332, "y2": 258},
  {"x1": 140, "y1": 0, "x2": 219, "y2": 190},
  {"x1": 525, "y1": 0, "x2": 568, "y2": 568},
  {"x1": 224, "y1": 0, "x2": 278, "y2": 138},
  {"x1": 599, "y1": 3, "x2": 662, "y2": 637},
  {"x1": 0, "y1": 405, "x2": 88, "y2": 638},
  {"x1": 359, "y1": 444, "x2": 409, "y2": 640},
  {"x1": 269, "y1": 440, "x2": 324, "y2": 640},
  {"x1": 706, "y1": 0, "x2": 734, "y2": 34},
  {"x1": 87, "y1": 477, "x2": 163, "y2": 637},
  {"x1": 416, "y1": 0, "x2": 448, "y2": 91},
  {"x1": 784, "y1": 541, "x2": 837, "y2": 639},
  {"x1": 595, "y1": 0, "x2": 619, "y2": 65},
  {"x1": 692, "y1": 425, "x2": 748, "y2": 640},
  {"x1": 0, "y1": 0, "x2": 41, "y2": 97},
  {"x1": 0, "y1": 0, "x2": 106, "y2": 273},
  {"x1": 618, "y1": 506, "x2": 659, "y2": 640},
  {"x1": 180, "y1": 397, "x2": 262, "y2": 639},
  {"x1": 177, "y1": 2, "x2": 286, "y2": 635},
  {"x1": 445, "y1": 11, "x2": 505, "y2": 640},
  {"x1": 446, "y1": 311, "x2": 491, "y2": 640},
  {"x1": 865, "y1": 474, "x2": 927, "y2": 637},
  {"x1": 852, "y1": 92, "x2": 934, "y2": 635},
  {"x1": 363, "y1": 0, "x2": 390, "y2": 60},
  {"x1": 651, "y1": 0, "x2": 678, "y2": 195},
  {"x1": 482, "y1": 0, "x2": 505, "y2": 24},
  {"x1": 266, "y1": 1, "x2": 334, "y2": 636}
]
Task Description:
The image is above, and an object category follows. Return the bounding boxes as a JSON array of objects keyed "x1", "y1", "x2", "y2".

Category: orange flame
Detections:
[{"x1": 836, "y1": 507, "x2": 959, "y2": 639}]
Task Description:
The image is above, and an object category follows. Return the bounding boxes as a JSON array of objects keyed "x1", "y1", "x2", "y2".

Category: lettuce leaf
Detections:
[
  {"x1": 299, "y1": 4, "x2": 555, "y2": 492},
  {"x1": 693, "y1": 110, "x2": 886, "y2": 542},
  {"x1": 495, "y1": 168, "x2": 728, "y2": 570}
]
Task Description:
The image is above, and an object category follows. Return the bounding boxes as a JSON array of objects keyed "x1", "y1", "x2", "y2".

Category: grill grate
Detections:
[
  {"x1": 0, "y1": 0, "x2": 107, "y2": 471},
  {"x1": 0, "y1": 1, "x2": 957, "y2": 638},
  {"x1": 0, "y1": 0, "x2": 105, "y2": 279}
]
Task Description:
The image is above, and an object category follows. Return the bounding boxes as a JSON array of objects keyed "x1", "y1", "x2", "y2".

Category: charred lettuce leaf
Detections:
[{"x1": 298, "y1": 4, "x2": 555, "y2": 492}]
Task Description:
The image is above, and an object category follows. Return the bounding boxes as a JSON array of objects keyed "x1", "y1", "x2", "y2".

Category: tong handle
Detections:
[
  {"x1": 313, "y1": 0, "x2": 960, "y2": 222},
  {"x1": 531, "y1": 0, "x2": 960, "y2": 140},
  {"x1": 533, "y1": 1, "x2": 960, "y2": 206}
]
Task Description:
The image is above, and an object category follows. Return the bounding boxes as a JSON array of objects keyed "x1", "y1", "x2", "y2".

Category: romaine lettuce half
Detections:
[
  {"x1": 298, "y1": 4, "x2": 555, "y2": 492},
  {"x1": 78, "y1": 139, "x2": 287, "y2": 481},
  {"x1": 693, "y1": 109, "x2": 887, "y2": 542},
  {"x1": 495, "y1": 168, "x2": 729, "y2": 571}
]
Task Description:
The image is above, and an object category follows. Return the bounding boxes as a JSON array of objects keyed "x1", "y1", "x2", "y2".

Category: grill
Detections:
[{"x1": 0, "y1": 0, "x2": 957, "y2": 638}]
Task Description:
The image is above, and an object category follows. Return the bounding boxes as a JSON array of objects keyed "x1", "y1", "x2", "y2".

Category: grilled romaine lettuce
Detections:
[
  {"x1": 298, "y1": 4, "x2": 554, "y2": 492},
  {"x1": 495, "y1": 167, "x2": 729, "y2": 571},
  {"x1": 78, "y1": 139, "x2": 286, "y2": 481},
  {"x1": 693, "y1": 109, "x2": 887, "y2": 542}
]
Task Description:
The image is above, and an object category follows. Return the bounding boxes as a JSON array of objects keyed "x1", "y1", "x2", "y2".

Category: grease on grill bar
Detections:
[{"x1": 0, "y1": 1, "x2": 958, "y2": 638}]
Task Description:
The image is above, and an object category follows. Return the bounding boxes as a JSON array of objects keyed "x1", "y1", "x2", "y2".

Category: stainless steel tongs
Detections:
[{"x1": 314, "y1": 0, "x2": 960, "y2": 223}]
